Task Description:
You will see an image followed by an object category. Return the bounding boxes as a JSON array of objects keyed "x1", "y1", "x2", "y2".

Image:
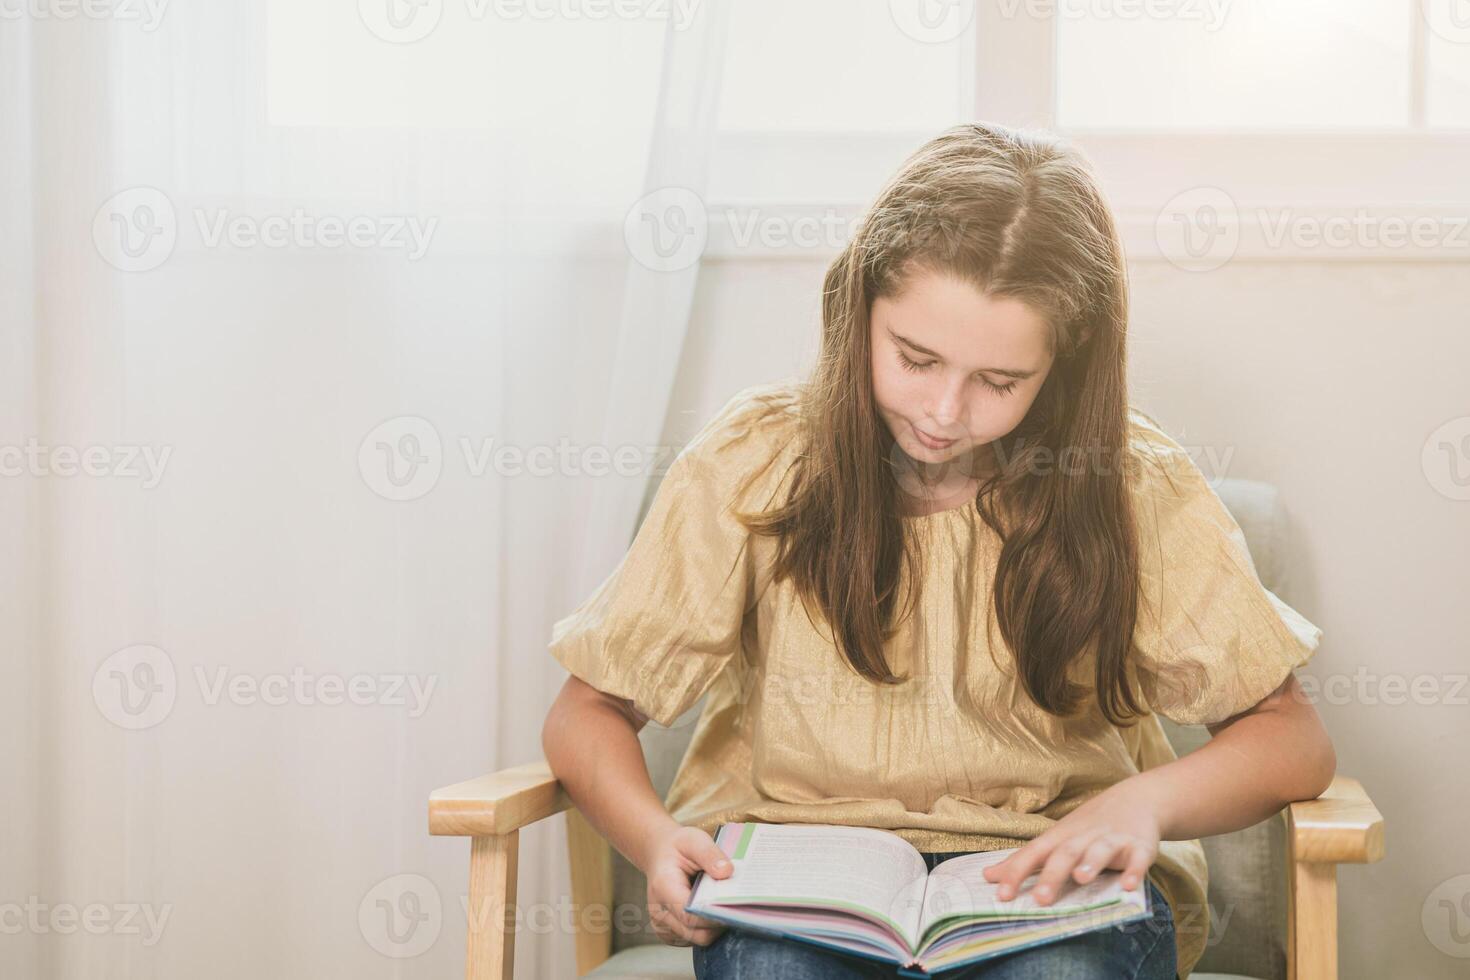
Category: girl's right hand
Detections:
[{"x1": 641, "y1": 824, "x2": 734, "y2": 947}]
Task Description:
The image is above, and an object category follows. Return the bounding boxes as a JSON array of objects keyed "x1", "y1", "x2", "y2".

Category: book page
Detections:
[
  {"x1": 690, "y1": 823, "x2": 930, "y2": 947},
  {"x1": 919, "y1": 848, "x2": 1147, "y2": 933}
]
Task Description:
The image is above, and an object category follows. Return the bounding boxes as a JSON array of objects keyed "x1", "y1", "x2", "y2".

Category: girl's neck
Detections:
[{"x1": 895, "y1": 443, "x2": 997, "y2": 516}]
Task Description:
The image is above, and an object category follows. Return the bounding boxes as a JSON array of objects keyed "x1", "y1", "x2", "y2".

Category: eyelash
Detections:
[{"x1": 895, "y1": 351, "x2": 1019, "y2": 396}]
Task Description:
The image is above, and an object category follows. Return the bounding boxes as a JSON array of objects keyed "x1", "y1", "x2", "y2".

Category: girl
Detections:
[{"x1": 541, "y1": 122, "x2": 1336, "y2": 979}]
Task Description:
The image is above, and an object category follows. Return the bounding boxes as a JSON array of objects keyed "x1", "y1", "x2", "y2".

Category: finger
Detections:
[
  {"x1": 1032, "y1": 834, "x2": 1101, "y2": 906},
  {"x1": 1119, "y1": 843, "x2": 1155, "y2": 892},
  {"x1": 667, "y1": 915, "x2": 723, "y2": 947},
  {"x1": 983, "y1": 835, "x2": 1047, "y2": 883},
  {"x1": 662, "y1": 909, "x2": 723, "y2": 946},
  {"x1": 985, "y1": 840, "x2": 1047, "y2": 900},
  {"x1": 649, "y1": 882, "x2": 699, "y2": 931},
  {"x1": 648, "y1": 903, "x2": 684, "y2": 944},
  {"x1": 682, "y1": 833, "x2": 735, "y2": 880},
  {"x1": 1073, "y1": 834, "x2": 1129, "y2": 884},
  {"x1": 677, "y1": 907, "x2": 726, "y2": 934},
  {"x1": 988, "y1": 835, "x2": 1058, "y2": 901},
  {"x1": 982, "y1": 837, "x2": 1041, "y2": 880},
  {"x1": 670, "y1": 836, "x2": 734, "y2": 933},
  {"x1": 651, "y1": 870, "x2": 723, "y2": 935},
  {"x1": 650, "y1": 900, "x2": 705, "y2": 946},
  {"x1": 650, "y1": 894, "x2": 700, "y2": 937}
]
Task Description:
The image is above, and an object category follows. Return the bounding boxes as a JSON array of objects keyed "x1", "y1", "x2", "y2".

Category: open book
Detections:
[{"x1": 685, "y1": 822, "x2": 1152, "y2": 977}]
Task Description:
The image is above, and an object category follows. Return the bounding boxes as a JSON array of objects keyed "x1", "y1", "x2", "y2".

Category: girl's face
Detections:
[{"x1": 870, "y1": 268, "x2": 1055, "y2": 485}]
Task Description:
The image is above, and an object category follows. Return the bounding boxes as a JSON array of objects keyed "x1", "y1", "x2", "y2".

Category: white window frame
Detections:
[{"x1": 706, "y1": 2, "x2": 1470, "y2": 263}]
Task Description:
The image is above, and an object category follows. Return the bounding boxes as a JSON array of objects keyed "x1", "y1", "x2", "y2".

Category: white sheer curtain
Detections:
[{"x1": 0, "y1": 3, "x2": 727, "y2": 978}]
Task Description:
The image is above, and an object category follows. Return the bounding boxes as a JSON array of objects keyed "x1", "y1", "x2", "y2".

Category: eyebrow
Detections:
[{"x1": 887, "y1": 328, "x2": 1040, "y2": 380}]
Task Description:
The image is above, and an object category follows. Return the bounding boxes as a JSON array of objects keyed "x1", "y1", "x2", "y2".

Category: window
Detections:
[
  {"x1": 254, "y1": 1, "x2": 1468, "y2": 259},
  {"x1": 714, "y1": 0, "x2": 1470, "y2": 260}
]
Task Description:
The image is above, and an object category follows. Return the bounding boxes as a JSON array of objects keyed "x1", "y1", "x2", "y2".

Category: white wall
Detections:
[{"x1": 663, "y1": 254, "x2": 1470, "y2": 980}]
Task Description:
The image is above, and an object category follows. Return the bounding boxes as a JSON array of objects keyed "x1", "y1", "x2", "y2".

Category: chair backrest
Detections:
[{"x1": 611, "y1": 478, "x2": 1295, "y2": 980}]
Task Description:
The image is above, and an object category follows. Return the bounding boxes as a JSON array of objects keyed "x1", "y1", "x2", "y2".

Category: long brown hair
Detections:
[{"x1": 739, "y1": 121, "x2": 1145, "y2": 726}]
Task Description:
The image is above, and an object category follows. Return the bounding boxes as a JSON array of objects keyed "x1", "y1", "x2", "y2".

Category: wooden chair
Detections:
[{"x1": 430, "y1": 478, "x2": 1385, "y2": 979}]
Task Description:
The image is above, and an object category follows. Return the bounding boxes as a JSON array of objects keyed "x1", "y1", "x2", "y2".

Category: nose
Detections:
[{"x1": 924, "y1": 377, "x2": 966, "y2": 435}]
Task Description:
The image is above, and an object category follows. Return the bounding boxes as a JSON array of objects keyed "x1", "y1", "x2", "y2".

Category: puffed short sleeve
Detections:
[
  {"x1": 547, "y1": 382, "x2": 801, "y2": 728},
  {"x1": 1127, "y1": 413, "x2": 1324, "y2": 727}
]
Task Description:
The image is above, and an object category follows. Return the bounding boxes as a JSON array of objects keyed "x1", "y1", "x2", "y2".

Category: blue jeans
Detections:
[{"x1": 692, "y1": 849, "x2": 1176, "y2": 979}]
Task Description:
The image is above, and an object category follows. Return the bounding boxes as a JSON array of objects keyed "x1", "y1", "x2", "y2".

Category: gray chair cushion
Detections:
[
  {"x1": 603, "y1": 477, "x2": 1295, "y2": 980},
  {"x1": 1179, "y1": 478, "x2": 1292, "y2": 980},
  {"x1": 1159, "y1": 718, "x2": 1288, "y2": 980},
  {"x1": 585, "y1": 943, "x2": 695, "y2": 978}
]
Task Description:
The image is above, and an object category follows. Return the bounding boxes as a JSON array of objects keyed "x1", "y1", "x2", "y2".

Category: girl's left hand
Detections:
[{"x1": 982, "y1": 776, "x2": 1166, "y2": 906}]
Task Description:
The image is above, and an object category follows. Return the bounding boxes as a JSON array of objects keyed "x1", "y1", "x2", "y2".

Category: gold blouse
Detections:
[{"x1": 548, "y1": 380, "x2": 1323, "y2": 978}]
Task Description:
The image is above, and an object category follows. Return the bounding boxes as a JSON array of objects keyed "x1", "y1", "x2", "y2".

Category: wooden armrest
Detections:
[
  {"x1": 429, "y1": 759, "x2": 571, "y2": 836},
  {"x1": 1286, "y1": 775, "x2": 1385, "y2": 864}
]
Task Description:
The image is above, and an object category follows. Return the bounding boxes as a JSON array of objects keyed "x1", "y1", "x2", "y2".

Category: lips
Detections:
[{"x1": 912, "y1": 424, "x2": 956, "y2": 450}]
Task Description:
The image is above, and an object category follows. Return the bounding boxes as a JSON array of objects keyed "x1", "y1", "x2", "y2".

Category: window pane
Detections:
[
  {"x1": 1056, "y1": 0, "x2": 1411, "y2": 129},
  {"x1": 717, "y1": 0, "x2": 971, "y2": 131}
]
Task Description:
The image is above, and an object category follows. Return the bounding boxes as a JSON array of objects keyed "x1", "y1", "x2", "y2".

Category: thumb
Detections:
[{"x1": 685, "y1": 834, "x2": 734, "y2": 879}]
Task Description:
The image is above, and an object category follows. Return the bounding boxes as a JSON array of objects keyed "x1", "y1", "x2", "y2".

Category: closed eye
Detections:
[
  {"x1": 896, "y1": 351, "x2": 936, "y2": 373},
  {"x1": 897, "y1": 351, "x2": 1019, "y2": 396}
]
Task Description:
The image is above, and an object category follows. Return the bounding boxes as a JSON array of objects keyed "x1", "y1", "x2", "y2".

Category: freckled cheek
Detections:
[
  {"x1": 947, "y1": 396, "x2": 1031, "y2": 448},
  {"x1": 887, "y1": 366, "x2": 937, "y2": 402},
  {"x1": 970, "y1": 404, "x2": 1020, "y2": 439},
  {"x1": 872, "y1": 365, "x2": 920, "y2": 417},
  {"x1": 970, "y1": 395, "x2": 1035, "y2": 444}
]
